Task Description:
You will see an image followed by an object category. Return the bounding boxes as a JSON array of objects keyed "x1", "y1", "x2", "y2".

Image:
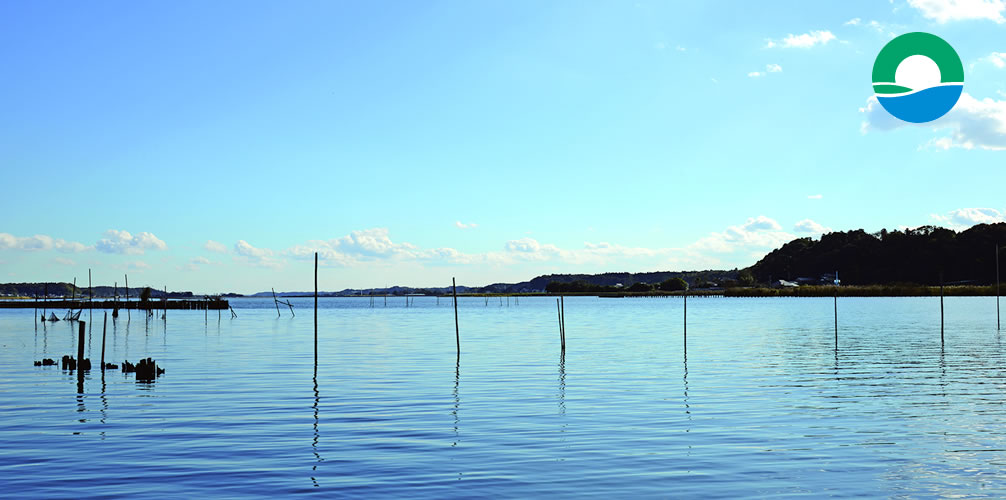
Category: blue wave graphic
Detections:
[{"x1": 877, "y1": 85, "x2": 962, "y2": 123}]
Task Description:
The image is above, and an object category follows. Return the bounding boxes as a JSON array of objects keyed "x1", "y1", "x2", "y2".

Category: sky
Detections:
[{"x1": 2, "y1": 0, "x2": 1006, "y2": 294}]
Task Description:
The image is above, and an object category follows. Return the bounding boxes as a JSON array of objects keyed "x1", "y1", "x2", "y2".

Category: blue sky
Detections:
[{"x1": 3, "y1": 0, "x2": 1006, "y2": 293}]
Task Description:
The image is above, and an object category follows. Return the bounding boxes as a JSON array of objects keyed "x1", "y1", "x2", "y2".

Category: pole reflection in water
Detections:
[
  {"x1": 311, "y1": 358, "x2": 322, "y2": 488},
  {"x1": 452, "y1": 355, "x2": 460, "y2": 449},
  {"x1": 557, "y1": 351, "x2": 567, "y2": 451},
  {"x1": 99, "y1": 373, "x2": 108, "y2": 440}
]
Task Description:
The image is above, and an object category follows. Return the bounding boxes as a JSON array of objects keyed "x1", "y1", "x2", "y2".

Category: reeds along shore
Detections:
[{"x1": 724, "y1": 285, "x2": 1000, "y2": 297}]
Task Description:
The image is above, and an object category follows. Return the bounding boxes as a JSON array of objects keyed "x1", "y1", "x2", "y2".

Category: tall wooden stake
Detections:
[
  {"x1": 101, "y1": 312, "x2": 107, "y2": 370},
  {"x1": 834, "y1": 289, "x2": 838, "y2": 346},
  {"x1": 933, "y1": 281, "x2": 941, "y2": 342},
  {"x1": 560, "y1": 295, "x2": 566, "y2": 345},
  {"x1": 273, "y1": 288, "x2": 281, "y2": 317},
  {"x1": 77, "y1": 320, "x2": 86, "y2": 381},
  {"x1": 683, "y1": 288, "x2": 688, "y2": 344},
  {"x1": 997, "y1": 243, "x2": 1001, "y2": 331},
  {"x1": 125, "y1": 274, "x2": 130, "y2": 320},
  {"x1": 164, "y1": 286, "x2": 167, "y2": 320},
  {"x1": 314, "y1": 253, "x2": 318, "y2": 368},
  {"x1": 88, "y1": 269, "x2": 92, "y2": 310},
  {"x1": 453, "y1": 277, "x2": 459, "y2": 355},
  {"x1": 557, "y1": 298, "x2": 565, "y2": 351}
]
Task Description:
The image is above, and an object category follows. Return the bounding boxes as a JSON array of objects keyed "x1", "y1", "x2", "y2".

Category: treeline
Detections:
[
  {"x1": 0, "y1": 282, "x2": 192, "y2": 299},
  {"x1": 546, "y1": 277, "x2": 692, "y2": 293},
  {"x1": 749, "y1": 223, "x2": 1006, "y2": 286}
]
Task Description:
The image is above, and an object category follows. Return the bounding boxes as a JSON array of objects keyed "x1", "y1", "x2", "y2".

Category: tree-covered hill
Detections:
[{"x1": 748, "y1": 223, "x2": 1006, "y2": 286}]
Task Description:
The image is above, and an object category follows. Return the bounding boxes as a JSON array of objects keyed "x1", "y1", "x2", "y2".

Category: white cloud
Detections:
[
  {"x1": 455, "y1": 221, "x2": 478, "y2": 229},
  {"x1": 845, "y1": 17, "x2": 862, "y2": 25},
  {"x1": 96, "y1": 230, "x2": 167, "y2": 255},
  {"x1": 908, "y1": 0, "x2": 1005, "y2": 23},
  {"x1": 807, "y1": 194, "x2": 824, "y2": 199},
  {"x1": 748, "y1": 71, "x2": 765, "y2": 78},
  {"x1": 676, "y1": 45, "x2": 687, "y2": 52},
  {"x1": 234, "y1": 240, "x2": 282, "y2": 269},
  {"x1": 0, "y1": 233, "x2": 90, "y2": 253},
  {"x1": 931, "y1": 207, "x2": 1005, "y2": 228},
  {"x1": 766, "y1": 30, "x2": 837, "y2": 49},
  {"x1": 191, "y1": 256, "x2": 211, "y2": 265},
  {"x1": 690, "y1": 216, "x2": 794, "y2": 254},
  {"x1": 53, "y1": 257, "x2": 76, "y2": 266},
  {"x1": 766, "y1": 63, "x2": 783, "y2": 73},
  {"x1": 204, "y1": 240, "x2": 227, "y2": 253},
  {"x1": 794, "y1": 219, "x2": 832, "y2": 234},
  {"x1": 861, "y1": 92, "x2": 1006, "y2": 150}
]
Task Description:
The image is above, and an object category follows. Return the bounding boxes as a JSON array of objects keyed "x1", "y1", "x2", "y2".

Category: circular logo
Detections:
[{"x1": 872, "y1": 32, "x2": 963, "y2": 123}]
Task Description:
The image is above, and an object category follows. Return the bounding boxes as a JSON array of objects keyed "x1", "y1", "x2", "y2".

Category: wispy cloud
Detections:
[
  {"x1": 234, "y1": 240, "x2": 281, "y2": 268},
  {"x1": 931, "y1": 207, "x2": 1005, "y2": 228},
  {"x1": 53, "y1": 257, "x2": 76, "y2": 266},
  {"x1": 766, "y1": 63, "x2": 783, "y2": 73},
  {"x1": 0, "y1": 233, "x2": 90, "y2": 253},
  {"x1": 907, "y1": 0, "x2": 1005, "y2": 24},
  {"x1": 861, "y1": 92, "x2": 1006, "y2": 150},
  {"x1": 96, "y1": 230, "x2": 167, "y2": 255},
  {"x1": 204, "y1": 240, "x2": 227, "y2": 253},
  {"x1": 766, "y1": 30, "x2": 837, "y2": 49},
  {"x1": 794, "y1": 219, "x2": 832, "y2": 234},
  {"x1": 748, "y1": 71, "x2": 765, "y2": 78},
  {"x1": 455, "y1": 221, "x2": 478, "y2": 229}
]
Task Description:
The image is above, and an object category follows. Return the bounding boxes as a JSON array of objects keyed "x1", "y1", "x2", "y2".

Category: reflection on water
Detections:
[{"x1": 3, "y1": 296, "x2": 1006, "y2": 497}]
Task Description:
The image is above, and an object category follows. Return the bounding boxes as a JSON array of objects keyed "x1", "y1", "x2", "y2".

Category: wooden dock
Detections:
[{"x1": 0, "y1": 299, "x2": 229, "y2": 310}]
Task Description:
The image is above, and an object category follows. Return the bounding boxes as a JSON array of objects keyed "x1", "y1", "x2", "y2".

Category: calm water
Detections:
[{"x1": 3, "y1": 296, "x2": 1006, "y2": 497}]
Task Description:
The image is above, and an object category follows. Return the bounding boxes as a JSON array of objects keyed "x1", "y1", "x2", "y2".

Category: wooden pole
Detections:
[
  {"x1": 88, "y1": 269, "x2": 92, "y2": 310},
  {"x1": 272, "y1": 288, "x2": 281, "y2": 317},
  {"x1": 453, "y1": 277, "x2": 459, "y2": 355},
  {"x1": 997, "y1": 243, "x2": 1001, "y2": 331},
  {"x1": 164, "y1": 286, "x2": 167, "y2": 320},
  {"x1": 834, "y1": 289, "x2": 838, "y2": 346},
  {"x1": 125, "y1": 275, "x2": 130, "y2": 320},
  {"x1": 314, "y1": 253, "x2": 318, "y2": 368},
  {"x1": 557, "y1": 298, "x2": 565, "y2": 351},
  {"x1": 683, "y1": 288, "x2": 688, "y2": 344},
  {"x1": 77, "y1": 320, "x2": 86, "y2": 372},
  {"x1": 560, "y1": 295, "x2": 566, "y2": 343},
  {"x1": 72, "y1": 277, "x2": 76, "y2": 302},
  {"x1": 101, "y1": 311, "x2": 107, "y2": 370},
  {"x1": 933, "y1": 281, "x2": 941, "y2": 342}
]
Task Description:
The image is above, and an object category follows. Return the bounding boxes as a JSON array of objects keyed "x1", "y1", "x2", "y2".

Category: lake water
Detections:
[{"x1": 3, "y1": 295, "x2": 1006, "y2": 497}]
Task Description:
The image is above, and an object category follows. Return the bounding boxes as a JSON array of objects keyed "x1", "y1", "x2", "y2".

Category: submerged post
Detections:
[
  {"x1": 164, "y1": 286, "x2": 168, "y2": 320},
  {"x1": 101, "y1": 311, "x2": 107, "y2": 370},
  {"x1": 88, "y1": 269, "x2": 92, "y2": 310},
  {"x1": 453, "y1": 277, "x2": 459, "y2": 355},
  {"x1": 314, "y1": 253, "x2": 318, "y2": 367}
]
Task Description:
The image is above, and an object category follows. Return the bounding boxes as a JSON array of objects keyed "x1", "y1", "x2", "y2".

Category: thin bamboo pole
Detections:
[{"x1": 453, "y1": 278, "x2": 459, "y2": 355}]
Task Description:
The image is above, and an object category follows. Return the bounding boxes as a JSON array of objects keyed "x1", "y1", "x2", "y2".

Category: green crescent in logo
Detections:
[{"x1": 872, "y1": 32, "x2": 963, "y2": 94}]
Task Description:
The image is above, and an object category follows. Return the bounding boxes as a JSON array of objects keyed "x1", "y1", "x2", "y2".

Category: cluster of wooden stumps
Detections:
[{"x1": 32, "y1": 315, "x2": 165, "y2": 383}]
